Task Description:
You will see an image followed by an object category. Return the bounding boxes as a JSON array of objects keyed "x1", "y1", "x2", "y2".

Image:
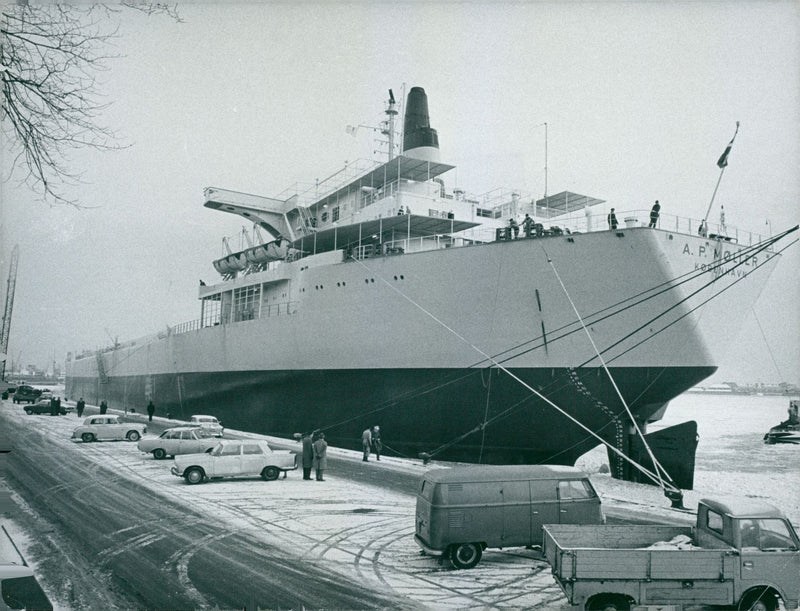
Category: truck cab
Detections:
[{"x1": 699, "y1": 497, "x2": 800, "y2": 611}]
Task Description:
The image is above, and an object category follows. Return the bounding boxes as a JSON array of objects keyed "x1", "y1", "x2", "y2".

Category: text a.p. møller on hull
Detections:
[{"x1": 66, "y1": 87, "x2": 791, "y2": 488}]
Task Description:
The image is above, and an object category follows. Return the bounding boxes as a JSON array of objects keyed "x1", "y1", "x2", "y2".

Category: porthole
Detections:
[
  {"x1": 342, "y1": 281, "x2": 346, "y2": 286},
  {"x1": 370, "y1": 278, "x2": 375, "y2": 283},
  {"x1": 365, "y1": 279, "x2": 369, "y2": 284},
  {"x1": 393, "y1": 275, "x2": 397, "y2": 280}
]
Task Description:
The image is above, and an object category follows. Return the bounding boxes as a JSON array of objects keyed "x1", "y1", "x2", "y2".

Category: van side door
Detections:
[
  {"x1": 499, "y1": 480, "x2": 531, "y2": 547},
  {"x1": 530, "y1": 479, "x2": 559, "y2": 545},
  {"x1": 558, "y1": 479, "x2": 600, "y2": 525}
]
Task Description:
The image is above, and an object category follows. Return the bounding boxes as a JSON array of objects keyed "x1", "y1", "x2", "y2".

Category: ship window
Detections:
[
  {"x1": 332, "y1": 206, "x2": 340, "y2": 222},
  {"x1": 233, "y1": 285, "x2": 261, "y2": 322},
  {"x1": 321, "y1": 212, "x2": 328, "y2": 223}
]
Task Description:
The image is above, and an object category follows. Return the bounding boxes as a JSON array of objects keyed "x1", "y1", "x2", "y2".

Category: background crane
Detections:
[{"x1": 1, "y1": 245, "x2": 20, "y2": 382}]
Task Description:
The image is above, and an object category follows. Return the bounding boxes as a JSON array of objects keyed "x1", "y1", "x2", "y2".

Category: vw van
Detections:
[{"x1": 414, "y1": 464, "x2": 603, "y2": 568}]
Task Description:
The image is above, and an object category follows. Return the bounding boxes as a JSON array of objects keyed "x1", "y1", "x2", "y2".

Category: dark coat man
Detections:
[
  {"x1": 608, "y1": 208, "x2": 618, "y2": 230},
  {"x1": 100, "y1": 400, "x2": 108, "y2": 414},
  {"x1": 147, "y1": 401, "x2": 155, "y2": 422},
  {"x1": 312, "y1": 434, "x2": 328, "y2": 481},
  {"x1": 76, "y1": 398, "x2": 85, "y2": 418},
  {"x1": 301, "y1": 433, "x2": 314, "y2": 480},
  {"x1": 649, "y1": 200, "x2": 661, "y2": 228}
]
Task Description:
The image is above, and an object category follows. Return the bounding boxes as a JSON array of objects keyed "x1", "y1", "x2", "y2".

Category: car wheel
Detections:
[
  {"x1": 184, "y1": 467, "x2": 204, "y2": 485},
  {"x1": 126, "y1": 430, "x2": 141, "y2": 442},
  {"x1": 24, "y1": 408, "x2": 33, "y2": 415},
  {"x1": 153, "y1": 448, "x2": 167, "y2": 460},
  {"x1": 262, "y1": 466, "x2": 280, "y2": 481},
  {"x1": 81, "y1": 433, "x2": 95, "y2": 443},
  {"x1": 449, "y1": 543, "x2": 482, "y2": 569}
]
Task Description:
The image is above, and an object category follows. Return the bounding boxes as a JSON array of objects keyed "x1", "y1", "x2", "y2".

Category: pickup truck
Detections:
[{"x1": 543, "y1": 496, "x2": 799, "y2": 611}]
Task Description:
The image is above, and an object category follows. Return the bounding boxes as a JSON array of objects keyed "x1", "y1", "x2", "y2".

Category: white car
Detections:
[
  {"x1": 138, "y1": 426, "x2": 220, "y2": 460},
  {"x1": 189, "y1": 414, "x2": 224, "y2": 437},
  {"x1": 72, "y1": 415, "x2": 147, "y2": 442},
  {"x1": 171, "y1": 439, "x2": 296, "y2": 484}
]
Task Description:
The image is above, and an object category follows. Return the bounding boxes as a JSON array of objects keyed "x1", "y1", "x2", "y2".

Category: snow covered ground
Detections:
[{"x1": 3, "y1": 390, "x2": 798, "y2": 609}]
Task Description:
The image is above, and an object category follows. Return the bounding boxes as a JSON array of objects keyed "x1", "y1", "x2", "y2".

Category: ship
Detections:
[{"x1": 66, "y1": 86, "x2": 794, "y2": 489}]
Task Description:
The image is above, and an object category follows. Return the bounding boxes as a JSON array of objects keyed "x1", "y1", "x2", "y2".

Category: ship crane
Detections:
[{"x1": 1, "y1": 245, "x2": 20, "y2": 382}]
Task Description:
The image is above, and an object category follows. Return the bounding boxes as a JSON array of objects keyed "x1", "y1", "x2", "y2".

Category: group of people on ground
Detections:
[
  {"x1": 300, "y1": 430, "x2": 328, "y2": 481},
  {"x1": 361, "y1": 425, "x2": 382, "y2": 462}
]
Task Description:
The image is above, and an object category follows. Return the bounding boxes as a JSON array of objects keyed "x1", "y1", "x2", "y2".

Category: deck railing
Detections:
[{"x1": 171, "y1": 301, "x2": 299, "y2": 337}]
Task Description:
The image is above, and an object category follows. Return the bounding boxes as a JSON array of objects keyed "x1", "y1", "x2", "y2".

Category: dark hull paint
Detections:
[{"x1": 67, "y1": 365, "x2": 714, "y2": 468}]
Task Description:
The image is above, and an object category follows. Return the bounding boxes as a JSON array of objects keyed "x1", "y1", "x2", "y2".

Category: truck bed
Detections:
[{"x1": 543, "y1": 524, "x2": 737, "y2": 581}]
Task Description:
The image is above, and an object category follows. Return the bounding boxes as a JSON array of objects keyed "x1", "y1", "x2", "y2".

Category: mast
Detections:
[
  {"x1": 381, "y1": 89, "x2": 399, "y2": 161},
  {"x1": 1, "y1": 245, "x2": 20, "y2": 382}
]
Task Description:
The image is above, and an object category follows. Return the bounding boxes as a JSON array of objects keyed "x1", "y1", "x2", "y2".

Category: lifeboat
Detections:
[{"x1": 212, "y1": 238, "x2": 288, "y2": 275}]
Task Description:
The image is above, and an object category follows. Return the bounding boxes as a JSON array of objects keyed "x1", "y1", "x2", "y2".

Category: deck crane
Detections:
[{"x1": 1, "y1": 245, "x2": 20, "y2": 382}]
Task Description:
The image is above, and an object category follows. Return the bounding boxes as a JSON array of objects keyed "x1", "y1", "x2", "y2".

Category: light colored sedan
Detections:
[
  {"x1": 138, "y1": 426, "x2": 220, "y2": 460},
  {"x1": 171, "y1": 439, "x2": 296, "y2": 484},
  {"x1": 72, "y1": 415, "x2": 147, "y2": 442},
  {"x1": 189, "y1": 414, "x2": 224, "y2": 437}
]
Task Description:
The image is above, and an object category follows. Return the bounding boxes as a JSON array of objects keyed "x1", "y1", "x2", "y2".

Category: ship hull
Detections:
[{"x1": 67, "y1": 364, "x2": 714, "y2": 465}]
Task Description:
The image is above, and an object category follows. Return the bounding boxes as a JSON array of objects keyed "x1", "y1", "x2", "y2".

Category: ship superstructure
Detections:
[{"x1": 67, "y1": 87, "x2": 790, "y2": 488}]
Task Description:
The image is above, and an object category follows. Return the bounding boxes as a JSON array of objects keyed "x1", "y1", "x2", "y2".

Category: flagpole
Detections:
[{"x1": 703, "y1": 121, "x2": 739, "y2": 226}]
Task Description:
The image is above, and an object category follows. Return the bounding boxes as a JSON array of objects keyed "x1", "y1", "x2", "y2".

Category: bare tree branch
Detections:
[{"x1": 1, "y1": 3, "x2": 180, "y2": 207}]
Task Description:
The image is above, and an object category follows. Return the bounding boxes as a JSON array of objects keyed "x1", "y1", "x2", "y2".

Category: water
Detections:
[{"x1": 654, "y1": 392, "x2": 800, "y2": 523}]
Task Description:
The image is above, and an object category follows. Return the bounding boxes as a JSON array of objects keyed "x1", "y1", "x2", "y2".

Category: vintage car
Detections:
[
  {"x1": 138, "y1": 426, "x2": 220, "y2": 459},
  {"x1": 23, "y1": 398, "x2": 68, "y2": 416},
  {"x1": 11, "y1": 385, "x2": 41, "y2": 404},
  {"x1": 72, "y1": 415, "x2": 147, "y2": 443},
  {"x1": 171, "y1": 439, "x2": 296, "y2": 484},
  {"x1": 189, "y1": 414, "x2": 224, "y2": 437}
]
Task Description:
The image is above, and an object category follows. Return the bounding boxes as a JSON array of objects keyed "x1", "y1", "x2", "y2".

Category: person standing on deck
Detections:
[
  {"x1": 607, "y1": 208, "x2": 618, "y2": 230},
  {"x1": 522, "y1": 214, "x2": 534, "y2": 238},
  {"x1": 362, "y1": 427, "x2": 372, "y2": 461},
  {"x1": 649, "y1": 200, "x2": 661, "y2": 228}
]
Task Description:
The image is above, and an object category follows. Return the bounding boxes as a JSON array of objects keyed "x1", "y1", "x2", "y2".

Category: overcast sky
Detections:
[{"x1": 1, "y1": 1, "x2": 798, "y2": 384}]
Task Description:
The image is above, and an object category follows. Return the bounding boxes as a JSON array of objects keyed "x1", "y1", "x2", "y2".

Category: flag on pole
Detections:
[{"x1": 717, "y1": 121, "x2": 740, "y2": 168}]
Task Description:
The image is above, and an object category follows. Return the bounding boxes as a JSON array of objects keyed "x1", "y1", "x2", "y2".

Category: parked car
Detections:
[
  {"x1": 11, "y1": 385, "x2": 41, "y2": 404},
  {"x1": 189, "y1": 414, "x2": 224, "y2": 437},
  {"x1": 171, "y1": 439, "x2": 296, "y2": 484},
  {"x1": 23, "y1": 399, "x2": 67, "y2": 416},
  {"x1": 138, "y1": 426, "x2": 220, "y2": 460},
  {"x1": 72, "y1": 415, "x2": 147, "y2": 442}
]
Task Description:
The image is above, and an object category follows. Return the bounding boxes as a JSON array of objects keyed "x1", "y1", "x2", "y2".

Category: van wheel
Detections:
[
  {"x1": 153, "y1": 448, "x2": 167, "y2": 460},
  {"x1": 586, "y1": 594, "x2": 631, "y2": 611},
  {"x1": 738, "y1": 589, "x2": 778, "y2": 611},
  {"x1": 262, "y1": 466, "x2": 280, "y2": 481},
  {"x1": 126, "y1": 430, "x2": 140, "y2": 442},
  {"x1": 449, "y1": 543, "x2": 482, "y2": 569},
  {"x1": 81, "y1": 433, "x2": 95, "y2": 443}
]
